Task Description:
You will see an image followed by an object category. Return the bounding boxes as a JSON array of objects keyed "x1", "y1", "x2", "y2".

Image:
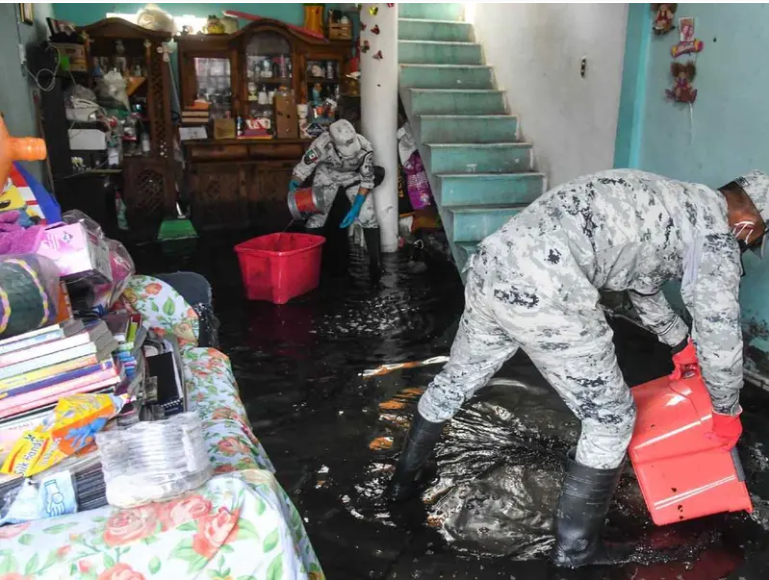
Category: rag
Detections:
[{"x1": 0, "y1": 210, "x2": 44, "y2": 255}]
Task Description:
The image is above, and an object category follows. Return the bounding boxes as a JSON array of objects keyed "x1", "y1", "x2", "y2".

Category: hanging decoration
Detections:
[
  {"x1": 387, "y1": 3, "x2": 395, "y2": 7},
  {"x1": 371, "y1": 24, "x2": 380, "y2": 35},
  {"x1": 666, "y1": 62, "x2": 697, "y2": 104},
  {"x1": 361, "y1": 22, "x2": 367, "y2": 30},
  {"x1": 651, "y1": 4, "x2": 677, "y2": 35},
  {"x1": 369, "y1": 5, "x2": 379, "y2": 16},
  {"x1": 373, "y1": 50, "x2": 383, "y2": 60},
  {"x1": 361, "y1": 39, "x2": 371, "y2": 53},
  {"x1": 671, "y1": 17, "x2": 704, "y2": 57}
]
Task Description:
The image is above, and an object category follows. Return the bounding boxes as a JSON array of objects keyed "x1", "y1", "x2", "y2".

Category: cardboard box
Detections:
[
  {"x1": 51, "y1": 43, "x2": 87, "y2": 73},
  {"x1": 275, "y1": 95, "x2": 298, "y2": 139},
  {"x1": 37, "y1": 222, "x2": 112, "y2": 286},
  {"x1": 213, "y1": 118, "x2": 236, "y2": 140}
]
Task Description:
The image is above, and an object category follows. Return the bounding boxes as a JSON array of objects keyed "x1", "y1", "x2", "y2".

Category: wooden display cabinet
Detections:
[
  {"x1": 177, "y1": 18, "x2": 353, "y2": 231},
  {"x1": 78, "y1": 18, "x2": 176, "y2": 240}
]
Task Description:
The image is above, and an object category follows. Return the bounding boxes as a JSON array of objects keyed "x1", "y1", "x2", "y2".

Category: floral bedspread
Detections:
[{"x1": 0, "y1": 276, "x2": 324, "y2": 580}]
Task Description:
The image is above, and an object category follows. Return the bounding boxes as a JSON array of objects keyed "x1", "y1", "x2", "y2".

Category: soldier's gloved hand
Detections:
[
  {"x1": 708, "y1": 408, "x2": 743, "y2": 451},
  {"x1": 671, "y1": 337, "x2": 698, "y2": 380},
  {"x1": 340, "y1": 194, "x2": 366, "y2": 228},
  {"x1": 289, "y1": 179, "x2": 300, "y2": 194}
]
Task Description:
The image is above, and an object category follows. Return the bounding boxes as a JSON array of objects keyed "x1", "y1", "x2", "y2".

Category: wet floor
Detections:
[{"x1": 133, "y1": 233, "x2": 769, "y2": 580}]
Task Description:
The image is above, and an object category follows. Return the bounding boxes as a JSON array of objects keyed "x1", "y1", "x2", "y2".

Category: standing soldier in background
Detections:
[{"x1": 289, "y1": 119, "x2": 382, "y2": 281}]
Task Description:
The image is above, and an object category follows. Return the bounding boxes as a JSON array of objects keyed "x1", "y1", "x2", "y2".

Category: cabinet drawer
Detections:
[
  {"x1": 188, "y1": 145, "x2": 248, "y2": 161},
  {"x1": 247, "y1": 143, "x2": 304, "y2": 159}
]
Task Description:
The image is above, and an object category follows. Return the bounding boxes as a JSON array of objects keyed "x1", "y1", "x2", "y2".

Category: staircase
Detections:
[{"x1": 398, "y1": 3, "x2": 546, "y2": 273}]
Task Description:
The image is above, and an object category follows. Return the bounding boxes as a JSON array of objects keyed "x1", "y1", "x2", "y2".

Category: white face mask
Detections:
[{"x1": 732, "y1": 220, "x2": 767, "y2": 257}]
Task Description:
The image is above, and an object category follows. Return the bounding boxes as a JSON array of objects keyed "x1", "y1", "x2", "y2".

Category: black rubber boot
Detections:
[
  {"x1": 387, "y1": 412, "x2": 445, "y2": 502},
  {"x1": 551, "y1": 450, "x2": 630, "y2": 568},
  {"x1": 363, "y1": 227, "x2": 382, "y2": 283}
]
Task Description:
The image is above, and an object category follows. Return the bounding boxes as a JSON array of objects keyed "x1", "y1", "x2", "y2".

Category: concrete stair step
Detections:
[
  {"x1": 399, "y1": 40, "x2": 482, "y2": 65},
  {"x1": 398, "y1": 18, "x2": 474, "y2": 42},
  {"x1": 398, "y1": 3, "x2": 465, "y2": 21},
  {"x1": 427, "y1": 143, "x2": 533, "y2": 174},
  {"x1": 400, "y1": 64, "x2": 493, "y2": 89},
  {"x1": 408, "y1": 89, "x2": 506, "y2": 115},
  {"x1": 449, "y1": 204, "x2": 527, "y2": 243},
  {"x1": 439, "y1": 172, "x2": 545, "y2": 206},
  {"x1": 456, "y1": 241, "x2": 479, "y2": 259},
  {"x1": 418, "y1": 114, "x2": 517, "y2": 143}
]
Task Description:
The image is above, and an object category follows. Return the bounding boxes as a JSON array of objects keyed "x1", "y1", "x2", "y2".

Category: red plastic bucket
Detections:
[
  {"x1": 629, "y1": 371, "x2": 752, "y2": 526},
  {"x1": 235, "y1": 233, "x2": 325, "y2": 304},
  {"x1": 287, "y1": 187, "x2": 324, "y2": 220}
]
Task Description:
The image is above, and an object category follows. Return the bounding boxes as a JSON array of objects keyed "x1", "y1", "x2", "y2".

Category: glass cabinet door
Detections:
[
  {"x1": 244, "y1": 32, "x2": 293, "y2": 136},
  {"x1": 194, "y1": 57, "x2": 232, "y2": 119}
]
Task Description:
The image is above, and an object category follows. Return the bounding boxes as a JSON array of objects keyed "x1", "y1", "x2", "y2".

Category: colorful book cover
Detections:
[
  {"x1": 0, "y1": 370, "x2": 122, "y2": 420},
  {"x1": 0, "y1": 360, "x2": 114, "y2": 400},
  {"x1": 0, "y1": 334, "x2": 117, "y2": 381},
  {"x1": 0, "y1": 353, "x2": 109, "y2": 392},
  {"x1": 0, "y1": 320, "x2": 84, "y2": 357},
  {"x1": 0, "y1": 322, "x2": 109, "y2": 368}
]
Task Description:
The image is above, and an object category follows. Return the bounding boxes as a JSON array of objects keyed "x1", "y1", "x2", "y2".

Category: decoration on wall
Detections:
[
  {"x1": 18, "y1": 3, "x2": 33, "y2": 25},
  {"x1": 371, "y1": 25, "x2": 380, "y2": 35},
  {"x1": 651, "y1": 4, "x2": 678, "y2": 35},
  {"x1": 387, "y1": 3, "x2": 395, "y2": 7},
  {"x1": 666, "y1": 62, "x2": 697, "y2": 104},
  {"x1": 361, "y1": 39, "x2": 371, "y2": 53},
  {"x1": 361, "y1": 22, "x2": 367, "y2": 30},
  {"x1": 369, "y1": 5, "x2": 379, "y2": 16},
  {"x1": 373, "y1": 50, "x2": 383, "y2": 60},
  {"x1": 671, "y1": 17, "x2": 704, "y2": 57}
]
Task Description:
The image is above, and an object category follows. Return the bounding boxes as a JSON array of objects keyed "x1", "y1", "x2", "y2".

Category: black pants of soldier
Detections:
[{"x1": 304, "y1": 167, "x2": 384, "y2": 281}]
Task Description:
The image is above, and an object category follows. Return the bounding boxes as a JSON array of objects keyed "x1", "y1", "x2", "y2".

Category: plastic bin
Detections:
[
  {"x1": 235, "y1": 233, "x2": 325, "y2": 304},
  {"x1": 628, "y1": 370, "x2": 752, "y2": 526}
]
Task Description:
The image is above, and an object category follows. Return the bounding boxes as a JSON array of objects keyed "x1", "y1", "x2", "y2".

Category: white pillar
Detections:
[{"x1": 360, "y1": 3, "x2": 398, "y2": 253}]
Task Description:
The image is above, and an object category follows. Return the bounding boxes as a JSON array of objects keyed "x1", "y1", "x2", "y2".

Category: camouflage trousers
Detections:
[
  {"x1": 418, "y1": 258, "x2": 636, "y2": 470},
  {"x1": 306, "y1": 165, "x2": 378, "y2": 229}
]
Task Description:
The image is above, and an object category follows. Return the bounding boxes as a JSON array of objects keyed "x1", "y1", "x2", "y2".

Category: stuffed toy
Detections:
[
  {"x1": 666, "y1": 62, "x2": 697, "y2": 104},
  {"x1": 652, "y1": 4, "x2": 678, "y2": 35}
]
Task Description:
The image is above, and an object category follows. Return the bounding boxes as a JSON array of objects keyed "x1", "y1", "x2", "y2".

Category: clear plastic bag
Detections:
[{"x1": 96, "y1": 412, "x2": 212, "y2": 508}]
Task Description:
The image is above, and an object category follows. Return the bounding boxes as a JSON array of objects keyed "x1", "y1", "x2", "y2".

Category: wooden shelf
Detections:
[{"x1": 307, "y1": 78, "x2": 339, "y2": 85}]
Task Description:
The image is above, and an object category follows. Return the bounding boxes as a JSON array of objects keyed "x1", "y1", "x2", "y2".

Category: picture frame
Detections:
[{"x1": 19, "y1": 3, "x2": 33, "y2": 25}]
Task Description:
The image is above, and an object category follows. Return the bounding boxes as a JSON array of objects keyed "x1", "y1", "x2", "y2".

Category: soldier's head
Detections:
[
  {"x1": 720, "y1": 170, "x2": 769, "y2": 256},
  {"x1": 329, "y1": 119, "x2": 361, "y2": 159}
]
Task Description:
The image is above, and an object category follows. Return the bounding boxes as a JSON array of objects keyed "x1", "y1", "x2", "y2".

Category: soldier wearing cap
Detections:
[
  {"x1": 387, "y1": 169, "x2": 769, "y2": 568},
  {"x1": 290, "y1": 119, "x2": 382, "y2": 279}
]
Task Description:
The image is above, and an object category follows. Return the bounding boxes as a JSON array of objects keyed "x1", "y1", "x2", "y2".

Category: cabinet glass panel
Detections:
[
  {"x1": 194, "y1": 57, "x2": 231, "y2": 119},
  {"x1": 245, "y1": 33, "x2": 292, "y2": 114}
]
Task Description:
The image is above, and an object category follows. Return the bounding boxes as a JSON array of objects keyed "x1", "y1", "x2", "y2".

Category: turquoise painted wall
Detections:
[
  {"x1": 52, "y1": 4, "x2": 306, "y2": 27},
  {"x1": 616, "y1": 4, "x2": 769, "y2": 370},
  {"x1": 0, "y1": 3, "x2": 54, "y2": 184}
]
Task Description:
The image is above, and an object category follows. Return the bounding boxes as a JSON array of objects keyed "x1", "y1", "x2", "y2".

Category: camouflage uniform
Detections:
[
  {"x1": 292, "y1": 132, "x2": 377, "y2": 229},
  {"x1": 418, "y1": 169, "x2": 743, "y2": 470}
]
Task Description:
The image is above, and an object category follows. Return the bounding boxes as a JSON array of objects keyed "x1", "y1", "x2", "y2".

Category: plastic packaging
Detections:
[
  {"x1": 629, "y1": 370, "x2": 753, "y2": 525},
  {"x1": 96, "y1": 412, "x2": 213, "y2": 508},
  {"x1": 0, "y1": 470, "x2": 77, "y2": 525},
  {"x1": 0, "y1": 254, "x2": 60, "y2": 339},
  {"x1": 1, "y1": 393, "x2": 124, "y2": 477}
]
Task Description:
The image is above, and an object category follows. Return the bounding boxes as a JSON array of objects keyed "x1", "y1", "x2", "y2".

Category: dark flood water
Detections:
[{"x1": 134, "y1": 233, "x2": 769, "y2": 580}]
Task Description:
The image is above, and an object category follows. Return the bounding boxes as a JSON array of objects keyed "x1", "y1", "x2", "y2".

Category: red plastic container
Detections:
[
  {"x1": 629, "y1": 370, "x2": 752, "y2": 526},
  {"x1": 235, "y1": 233, "x2": 325, "y2": 304}
]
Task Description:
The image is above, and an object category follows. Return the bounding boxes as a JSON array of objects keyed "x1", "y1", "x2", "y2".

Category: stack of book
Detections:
[{"x1": 0, "y1": 320, "x2": 121, "y2": 463}]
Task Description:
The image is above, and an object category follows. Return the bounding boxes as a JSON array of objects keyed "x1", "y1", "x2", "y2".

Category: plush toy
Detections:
[
  {"x1": 652, "y1": 4, "x2": 678, "y2": 35},
  {"x1": 666, "y1": 62, "x2": 697, "y2": 104}
]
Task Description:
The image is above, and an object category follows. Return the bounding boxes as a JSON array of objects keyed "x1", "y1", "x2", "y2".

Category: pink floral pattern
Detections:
[{"x1": 0, "y1": 277, "x2": 321, "y2": 579}]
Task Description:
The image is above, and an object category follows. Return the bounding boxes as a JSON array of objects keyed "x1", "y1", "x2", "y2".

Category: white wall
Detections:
[{"x1": 469, "y1": 3, "x2": 628, "y2": 187}]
